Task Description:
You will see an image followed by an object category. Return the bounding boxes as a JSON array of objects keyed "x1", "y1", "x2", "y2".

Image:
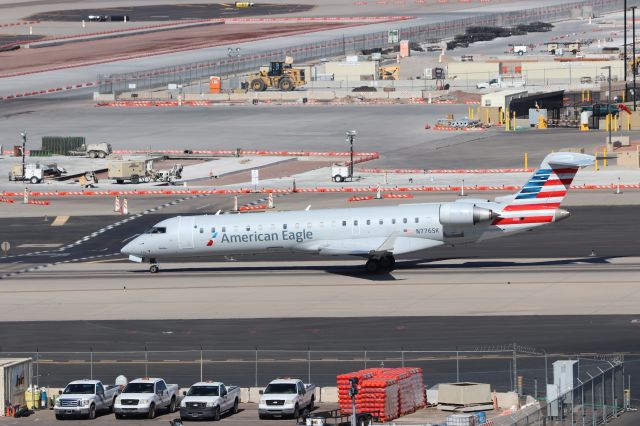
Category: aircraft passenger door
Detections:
[
  {"x1": 351, "y1": 218, "x2": 360, "y2": 236},
  {"x1": 178, "y1": 216, "x2": 195, "y2": 249}
]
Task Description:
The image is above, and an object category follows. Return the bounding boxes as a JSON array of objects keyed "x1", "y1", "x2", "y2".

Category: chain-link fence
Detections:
[
  {"x1": 98, "y1": 0, "x2": 632, "y2": 95},
  {"x1": 0, "y1": 346, "x2": 624, "y2": 396}
]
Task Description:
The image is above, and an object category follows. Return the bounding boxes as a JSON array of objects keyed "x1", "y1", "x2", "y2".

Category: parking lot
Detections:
[{"x1": 0, "y1": 403, "x2": 337, "y2": 425}]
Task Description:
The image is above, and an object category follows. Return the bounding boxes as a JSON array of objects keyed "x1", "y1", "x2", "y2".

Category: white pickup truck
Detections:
[
  {"x1": 55, "y1": 380, "x2": 121, "y2": 420},
  {"x1": 259, "y1": 378, "x2": 316, "y2": 419},
  {"x1": 114, "y1": 378, "x2": 178, "y2": 419},
  {"x1": 179, "y1": 381, "x2": 241, "y2": 420},
  {"x1": 476, "y1": 76, "x2": 526, "y2": 89}
]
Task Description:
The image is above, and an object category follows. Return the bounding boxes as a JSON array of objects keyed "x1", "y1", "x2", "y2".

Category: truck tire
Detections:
[
  {"x1": 30, "y1": 176, "x2": 39, "y2": 184},
  {"x1": 259, "y1": 413, "x2": 268, "y2": 420},
  {"x1": 98, "y1": 151, "x2": 106, "y2": 159},
  {"x1": 55, "y1": 414, "x2": 64, "y2": 420},
  {"x1": 334, "y1": 175, "x2": 344, "y2": 183},
  {"x1": 292, "y1": 404, "x2": 299, "y2": 419},
  {"x1": 89, "y1": 151, "x2": 97, "y2": 159},
  {"x1": 88, "y1": 403, "x2": 96, "y2": 420},
  {"x1": 116, "y1": 179, "x2": 124, "y2": 184},
  {"x1": 111, "y1": 396, "x2": 117, "y2": 412},
  {"x1": 131, "y1": 175, "x2": 140, "y2": 184},
  {"x1": 279, "y1": 78, "x2": 294, "y2": 91},
  {"x1": 309, "y1": 395, "x2": 315, "y2": 411},
  {"x1": 251, "y1": 79, "x2": 266, "y2": 91},
  {"x1": 147, "y1": 403, "x2": 156, "y2": 419},
  {"x1": 232, "y1": 398, "x2": 239, "y2": 414},
  {"x1": 168, "y1": 397, "x2": 176, "y2": 413},
  {"x1": 213, "y1": 406, "x2": 221, "y2": 421},
  {"x1": 115, "y1": 412, "x2": 124, "y2": 419}
]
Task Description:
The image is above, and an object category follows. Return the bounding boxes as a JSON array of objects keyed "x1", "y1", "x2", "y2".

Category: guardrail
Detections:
[{"x1": 98, "y1": 0, "x2": 633, "y2": 95}]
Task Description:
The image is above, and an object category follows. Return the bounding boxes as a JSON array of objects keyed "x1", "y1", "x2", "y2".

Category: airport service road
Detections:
[{"x1": 0, "y1": 102, "x2": 625, "y2": 170}]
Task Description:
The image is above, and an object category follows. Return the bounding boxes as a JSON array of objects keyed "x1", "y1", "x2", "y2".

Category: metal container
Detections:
[{"x1": 0, "y1": 358, "x2": 32, "y2": 416}]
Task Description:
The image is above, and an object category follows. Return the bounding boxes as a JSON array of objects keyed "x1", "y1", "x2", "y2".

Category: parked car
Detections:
[
  {"x1": 259, "y1": 378, "x2": 316, "y2": 419},
  {"x1": 114, "y1": 378, "x2": 178, "y2": 419},
  {"x1": 55, "y1": 380, "x2": 121, "y2": 420},
  {"x1": 179, "y1": 381, "x2": 241, "y2": 421}
]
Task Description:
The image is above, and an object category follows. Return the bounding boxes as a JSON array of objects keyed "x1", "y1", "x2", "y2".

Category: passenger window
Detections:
[
  {"x1": 258, "y1": 225, "x2": 263, "y2": 231},
  {"x1": 211, "y1": 227, "x2": 216, "y2": 233},
  {"x1": 342, "y1": 220, "x2": 347, "y2": 226},
  {"x1": 392, "y1": 219, "x2": 396, "y2": 224},
  {"x1": 366, "y1": 220, "x2": 371, "y2": 225},
  {"x1": 246, "y1": 226, "x2": 250, "y2": 231},
  {"x1": 199, "y1": 228, "x2": 203, "y2": 233},
  {"x1": 403, "y1": 218, "x2": 407, "y2": 224},
  {"x1": 379, "y1": 219, "x2": 383, "y2": 225},
  {"x1": 283, "y1": 224, "x2": 287, "y2": 230},
  {"x1": 415, "y1": 217, "x2": 419, "y2": 223},
  {"x1": 354, "y1": 220, "x2": 358, "y2": 226},
  {"x1": 222, "y1": 226, "x2": 226, "y2": 232}
]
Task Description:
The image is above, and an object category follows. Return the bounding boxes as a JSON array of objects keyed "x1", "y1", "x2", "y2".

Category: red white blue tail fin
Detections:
[{"x1": 494, "y1": 152, "x2": 593, "y2": 228}]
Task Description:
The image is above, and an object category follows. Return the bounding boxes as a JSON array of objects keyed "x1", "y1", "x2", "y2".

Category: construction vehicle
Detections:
[
  {"x1": 235, "y1": 1, "x2": 254, "y2": 7},
  {"x1": 79, "y1": 171, "x2": 99, "y2": 188},
  {"x1": 378, "y1": 64, "x2": 399, "y2": 80},
  {"x1": 68, "y1": 142, "x2": 112, "y2": 158},
  {"x1": 150, "y1": 164, "x2": 183, "y2": 183},
  {"x1": 249, "y1": 57, "x2": 306, "y2": 91}
]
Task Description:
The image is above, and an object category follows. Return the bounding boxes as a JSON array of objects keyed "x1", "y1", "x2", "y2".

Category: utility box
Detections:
[
  {"x1": 0, "y1": 358, "x2": 32, "y2": 416},
  {"x1": 108, "y1": 160, "x2": 149, "y2": 184},
  {"x1": 529, "y1": 109, "x2": 548, "y2": 127}
]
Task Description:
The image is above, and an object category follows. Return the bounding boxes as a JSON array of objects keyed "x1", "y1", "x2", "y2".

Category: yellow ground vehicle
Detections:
[
  {"x1": 249, "y1": 57, "x2": 306, "y2": 91},
  {"x1": 378, "y1": 65, "x2": 399, "y2": 80}
]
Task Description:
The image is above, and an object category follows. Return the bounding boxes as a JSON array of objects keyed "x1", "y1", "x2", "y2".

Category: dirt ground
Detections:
[{"x1": 0, "y1": 22, "x2": 343, "y2": 75}]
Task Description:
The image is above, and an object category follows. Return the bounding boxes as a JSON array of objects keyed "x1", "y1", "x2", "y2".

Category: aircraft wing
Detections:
[{"x1": 296, "y1": 237, "x2": 443, "y2": 256}]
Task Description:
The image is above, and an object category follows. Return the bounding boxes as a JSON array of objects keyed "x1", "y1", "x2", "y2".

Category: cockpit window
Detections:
[{"x1": 145, "y1": 227, "x2": 166, "y2": 234}]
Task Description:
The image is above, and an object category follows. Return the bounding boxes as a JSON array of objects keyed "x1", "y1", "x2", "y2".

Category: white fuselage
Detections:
[{"x1": 121, "y1": 200, "x2": 547, "y2": 260}]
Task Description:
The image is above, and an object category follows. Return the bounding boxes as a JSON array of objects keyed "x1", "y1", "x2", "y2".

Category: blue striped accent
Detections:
[
  {"x1": 515, "y1": 193, "x2": 539, "y2": 199},
  {"x1": 520, "y1": 187, "x2": 541, "y2": 194},
  {"x1": 524, "y1": 181, "x2": 545, "y2": 188}
]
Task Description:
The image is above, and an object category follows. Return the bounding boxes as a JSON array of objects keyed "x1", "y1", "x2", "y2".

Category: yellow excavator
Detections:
[
  {"x1": 248, "y1": 56, "x2": 306, "y2": 91},
  {"x1": 378, "y1": 64, "x2": 400, "y2": 80}
]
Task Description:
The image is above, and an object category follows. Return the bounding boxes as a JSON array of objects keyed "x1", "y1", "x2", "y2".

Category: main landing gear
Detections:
[
  {"x1": 149, "y1": 258, "x2": 159, "y2": 273},
  {"x1": 365, "y1": 254, "x2": 395, "y2": 273}
]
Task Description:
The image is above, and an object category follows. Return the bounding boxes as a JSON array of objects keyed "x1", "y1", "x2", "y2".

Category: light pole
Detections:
[
  {"x1": 20, "y1": 131, "x2": 26, "y2": 180},
  {"x1": 632, "y1": 6, "x2": 637, "y2": 111},
  {"x1": 346, "y1": 130, "x2": 357, "y2": 180},
  {"x1": 625, "y1": 0, "x2": 628, "y2": 85},
  {"x1": 602, "y1": 66, "x2": 612, "y2": 146}
]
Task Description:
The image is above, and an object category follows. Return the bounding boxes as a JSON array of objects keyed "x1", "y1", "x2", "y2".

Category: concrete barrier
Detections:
[
  {"x1": 240, "y1": 387, "x2": 250, "y2": 403},
  {"x1": 320, "y1": 387, "x2": 339, "y2": 403},
  {"x1": 248, "y1": 387, "x2": 265, "y2": 403}
]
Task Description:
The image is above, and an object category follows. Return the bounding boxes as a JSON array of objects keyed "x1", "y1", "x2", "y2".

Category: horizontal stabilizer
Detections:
[{"x1": 543, "y1": 152, "x2": 594, "y2": 168}]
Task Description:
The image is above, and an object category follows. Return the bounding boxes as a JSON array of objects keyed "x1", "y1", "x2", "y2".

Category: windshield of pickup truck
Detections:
[
  {"x1": 123, "y1": 383, "x2": 154, "y2": 393},
  {"x1": 63, "y1": 384, "x2": 95, "y2": 394},
  {"x1": 187, "y1": 386, "x2": 219, "y2": 396},
  {"x1": 264, "y1": 383, "x2": 297, "y2": 394}
]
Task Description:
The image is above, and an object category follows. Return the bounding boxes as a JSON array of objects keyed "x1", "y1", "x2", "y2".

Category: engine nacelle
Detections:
[{"x1": 439, "y1": 203, "x2": 497, "y2": 226}]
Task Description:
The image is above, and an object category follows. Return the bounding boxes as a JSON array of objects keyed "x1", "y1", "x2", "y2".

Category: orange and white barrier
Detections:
[
  {"x1": 27, "y1": 200, "x2": 50, "y2": 206},
  {"x1": 23, "y1": 187, "x2": 29, "y2": 204},
  {"x1": 114, "y1": 195, "x2": 121, "y2": 212},
  {"x1": 358, "y1": 168, "x2": 534, "y2": 174},
  {"x1": 122, "y1": 197, "x2": 128, "y2": 215},
  {"x1": 0, "y1": 198, "x2": 15, "y2": 203},
  {"x1": 239, "y1": 204, "x2": 267, "y2": 211},
  {"x1": 267, "y1": 192, "x2": 274, "y2": 209}
]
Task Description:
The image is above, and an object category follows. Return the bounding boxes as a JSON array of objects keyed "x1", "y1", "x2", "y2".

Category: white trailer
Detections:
[{"x1": 0, "y1": 358, "x2": 32, "y2": 416}]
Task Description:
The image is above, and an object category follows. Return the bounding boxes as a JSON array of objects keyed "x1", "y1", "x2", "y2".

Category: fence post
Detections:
[
  {"x1": 308, "y1": 347, "x2": 311, "y2": 384},
  {"x1": 255, "y1": 347, "x2": 258, "y2": 387},
  {"x1": 36, "y1": 347, "x2": 39, "y2": 389},
  {"x1": 364, "y1": 347, "x2": 367, "y2": 369},
  {"x1": 401, "y1": 348, "x2": 404, "y2": 368},
  {"x1": 145, "y1": 345, "x2": 148, "y2": 377},
  {"x1": 200, "y1": 345, "x2": 203, "y2": 382},
  {"x1": 513, "y1": 343, "x2": 518, "y2": 393},
  {"x1": 456, "y1": 349, "x2": 460, "y2": 382},
  {"x1": 90, "y1": 347, "x2": 93, "y2": 380}
]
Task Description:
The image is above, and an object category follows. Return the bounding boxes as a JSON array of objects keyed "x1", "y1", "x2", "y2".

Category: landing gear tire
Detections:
[
  {"x1": 149, "y1": 264, "x2": 159, "y2": 273},
  {"x1": 365, "y1": 258, "x2": 381, "y2": 273},
  {"x1": 380, "y1": 254, "x2": 395, "y2": 271}
]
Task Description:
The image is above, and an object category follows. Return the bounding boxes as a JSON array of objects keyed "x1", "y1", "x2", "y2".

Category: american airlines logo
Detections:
[{"x1": 206, "y1": 231, "x2": 218, "y2": 247}]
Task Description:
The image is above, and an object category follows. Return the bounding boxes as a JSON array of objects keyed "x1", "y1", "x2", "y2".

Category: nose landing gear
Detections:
[
  {"x1": 149, "y1": 259, "x2": 159, "y2": 273},
  {"x1": 365, "y1": 254, "x2": 395, "y2": 274}
]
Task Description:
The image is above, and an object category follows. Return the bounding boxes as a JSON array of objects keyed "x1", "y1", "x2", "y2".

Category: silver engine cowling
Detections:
[{"x1": 439, "y1": 203, "x2": 498, "y2": 226}]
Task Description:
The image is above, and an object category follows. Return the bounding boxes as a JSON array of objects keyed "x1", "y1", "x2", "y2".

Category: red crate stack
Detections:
[{"x1": 336, "y1": 367, "x2": 426, "y2": 422}]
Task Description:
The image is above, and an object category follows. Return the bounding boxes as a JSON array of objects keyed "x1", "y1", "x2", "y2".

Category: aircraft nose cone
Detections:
[
  {"x1": 554, "y1": 208, "x2": 571, "y2": 222},
  {"x1": 121, "y1": 241, "x2": 135, "y2": 255}
]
